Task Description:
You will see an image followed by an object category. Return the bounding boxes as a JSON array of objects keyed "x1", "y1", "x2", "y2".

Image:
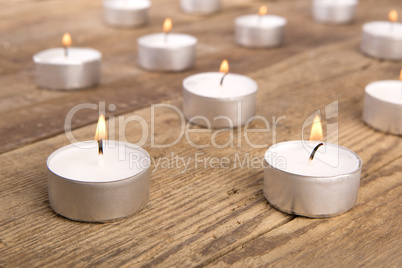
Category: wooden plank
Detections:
[
  {"x1": 1, "y1": 36, "x2": 401, "y2": 267},
  {"x1": 210, "y1": 158, "x2": 402, "y2": 267},
  {"x1": 0, "y1": 0, "x2": 397, "y2": 154}
]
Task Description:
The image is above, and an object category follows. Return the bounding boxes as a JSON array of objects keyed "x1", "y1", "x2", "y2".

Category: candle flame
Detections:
[
  {"x1": 389, "y1": 10, "x2": 398, "y2": 23},
  {"x1": 309, "y1": 115, "x2": 323, "y2": 141},
  {"x1": 220, "y1": 60, "x2": 229, "y2": 74},
  {"x1": 62, "y1": 33, "x2": 71, "y2": 47},
  {"x1": 163, "y1": 18, "x2": 172, "y2": 33},
  {"x1": 259, "y1": 5, "x2": 268, "y2": 16},
  {"x1": 95, "y1": 114, "x2": 107, "y2": 141}
]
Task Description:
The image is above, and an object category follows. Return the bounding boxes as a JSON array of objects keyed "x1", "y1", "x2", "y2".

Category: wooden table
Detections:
[{"x1": 1, "y1": 0, "x2": 401, "y2": 266}]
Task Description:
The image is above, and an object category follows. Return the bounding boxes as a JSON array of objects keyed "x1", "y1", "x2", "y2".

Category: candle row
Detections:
[{"x1": 38, "y1": 3, "x2": 402, "y2": 223}]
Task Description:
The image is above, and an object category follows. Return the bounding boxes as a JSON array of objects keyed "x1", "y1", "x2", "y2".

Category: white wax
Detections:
[
  {"x1": 314, "y1": 0, "x2": 358, "y2": 7},
  {"x1": 363, "y1": 21, "x2": 402, "y2": 39},
  {"x1": 34, "y1": 47, "x2": 101, "y2": 65},
  {"x1": 265, "y1": 141, "x2": 360, "y2": 177},
  {"x1": 235, "y1": 15, "x2": 286, "y2": 28},
  {"x1": 103, "y1": 0, "x2": 151, "y2": 10},
  {"x1": 48, "y1": 141, "x2": 149, "y2": 182},
  {"x1": 183, "y1": 72, "x2": 257, "y2": 99},
  {"x1": 365, "y1": 80, "x2": 402, "y2": 105},
  {"x1": 138, "y1": 33, "x2": 197, "y2": 49}
]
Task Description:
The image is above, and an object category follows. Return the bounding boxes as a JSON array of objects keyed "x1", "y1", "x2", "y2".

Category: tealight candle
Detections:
[
  {"x1": 363, "y1": 71, "x2": 402, "y2": 135},
  {"x1": 33, "y1": 33, "x2": 102, "y2": 90},
  {"x1": 103, "y1": 0, "x2": 151, "y2": 27},
  {"x1": 361, "y1": 10, "x2": 402, "y2": 60},
  {"x1": 183, "y1": 60, "x2": 258, "y2": 129},
  {"x1": 180, "y1": 0, "x2": 221, "y2": 14},
  {"x1": 47, "y1": 115, "x2": 150, "y2": 222},
  {"x1": 138, "y1": 18, "x2": 197, "y2": 72},
  {"x1": 312, "y1": 0, "x2": 358, "y2": 24},
  {"x1": 235, "y1": 5, "x2": 287, "y2": 48},
  {"x1": 263, "y1": 116, "x2": 363, "y2": 218}
]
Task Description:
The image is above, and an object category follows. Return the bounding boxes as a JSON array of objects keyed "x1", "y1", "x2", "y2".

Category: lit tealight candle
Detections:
[
  {"x1": 361, "y1": 10, "x2": 402, "y2": 60},
  {"x1": 180, "y1": 0, "x2": 221, "y2": 14},
  {"x1": 103, "y1": 0, "x2": 151, "y2": 27},
  {"x1": 363, "y1": 69, "x2": 402, "y2": 135},
  {"x1": 312, "y1": 0, "x2": 359, "y2": 24},
  {"x1": 235, "y1": 5, "x2": 287, "y2": 48},
  {"x1": 183, "y1": 60, "x2": 258, "y2": 128},
  {"x1": 138, "y1": 18, "x2": 197, "y2": 72},
  {"x1": 33, "y1": 33, "x2": 102, "y2": 90},
  {"x1": 263, "y1": 115, "x2": 363, "y2": 218},
  {"x1": 47, "y1": 115, "x2": 151, "y2": 222}
]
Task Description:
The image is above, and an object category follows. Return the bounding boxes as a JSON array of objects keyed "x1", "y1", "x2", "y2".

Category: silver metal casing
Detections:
[
  {"x1": 138, "y1": 33, "x2": 197, "y2": 72},
  {"x1": 47, "y1": 142, "x2": 150, "y2": 222},
  {"x1": 103, "y1": 0, "x2": 150, "y2": 27},
  {"x1": 235, "y1": 15, "x2": 286, "y2": 48},
  {"x1": 363, "y1": 81, "x2": 402, "y2": 135},
  {"x1": 263, "y1": 141, "x2": 363, "y2": 218},
  {"x1": 312, "y1": 0, "x2": 358, "y2": 24},
  {"x1": 182, "y1": 73, "x2": 257, "y2": 129},
  {"x1": 33, "y1": 47, "x2": 101, "y2": 90},
  {"x1": 361, "y1": 22, "x2": 402, "y2": 60},
  {"x1": 180, "y1": 0, "x2": 221, "y2": 14}
]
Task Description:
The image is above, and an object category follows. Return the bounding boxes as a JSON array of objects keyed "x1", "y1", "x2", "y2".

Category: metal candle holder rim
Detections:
[
  {"x1": 264, "y1": 141, "x2": 363, "y2": 179},
  {"x1": 183, "y1": 72, "x2": 258, "y2": 102},
  {"x1": 366, "y1": 81, "x2": 402, "y2": 107},
  {"x1": 33, "y1": 47, "x2": 102, "y2": 64},
  {"x1": 103, "y1": 0, "x2": 151, "y2": 10},
  {"x1": 138, "y1": 34, "x2": 198, "y2": 49},
  {"x1": 235, "y1": 14, "x2": 287, "y2": 28},
  {"x1": 362, "y1": 21, "x2": 402, "y2": 40},
  {"x1": 47, "y1": 141, "x2": 151, "y2": 184}
]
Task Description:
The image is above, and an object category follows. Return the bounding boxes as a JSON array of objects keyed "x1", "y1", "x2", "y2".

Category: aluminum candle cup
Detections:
[
  {"x1": 180, "y1": 0, "x2": 221, "y2": 14},
  {"x1": 183, "y1": 72, "x2": 258, "y2": 129},
  {"x1": 33, "y1": 48, "x2": 101, "y2": 90},
  {"x1": 235, "y1": 15, "x2": 286, "y2": 48},
  {"x1": 263, "y1": 141, "x2": 362, "y2": 218},
  {"x1": 138, "y1": 33, "x2": 197, "y2": 71},
  {"x1": 361, "y1": 21, "x2": 402, "y2": 60},
  {"x1": 312, "y1": 0, "x2": 358, "y2": 24},
  {"x1": 363, "y1": 80, "x2": 402, "y2": 135},
  {"x1": 103, "y1": 0, "x2": 150, "y2": 27},
  {"x1": 47, "y1": 141, "x2": 150, "y2": 222}
]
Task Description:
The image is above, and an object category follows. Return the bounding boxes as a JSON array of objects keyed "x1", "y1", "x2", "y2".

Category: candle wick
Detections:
[
  {"x1": 309, "y1": 143, "x2": 324, "y2": 161},
  {"x1": 164, "y1": 33, "x2": 169, "y2": 43},
  {"x1": 64, "y1": 46, "x2": 68, "y2": 58},
  {"x1": 220, "y1": 73, "x2": 228, "y2": 86},
  {"x1": 98, "y1": 139, "x2": 104, "y2": 156}
]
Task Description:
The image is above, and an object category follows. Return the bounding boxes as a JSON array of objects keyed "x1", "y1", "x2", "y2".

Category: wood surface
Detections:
[{"x1": 0, "y1": 0, "x2": 401, "y2": 267}]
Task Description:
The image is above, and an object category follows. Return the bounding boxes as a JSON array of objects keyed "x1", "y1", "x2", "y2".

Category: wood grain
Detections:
[
  {"x1": 0, "y1": 0, "x2": 398, "y2": 154},
  {"x1": 0, "y1": 0, "x2": 401, "y2": 267}
]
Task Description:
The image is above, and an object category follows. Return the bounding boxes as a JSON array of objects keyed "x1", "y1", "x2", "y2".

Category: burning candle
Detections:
[
  {"x1": 137, "y1": 18, "x2": 197, "y2": 72},
  {"x1": 312, "y1": 0, "x2": 358, "y2": 24},
  {"x1": 33, "y1": 33, "x2": 102, "y2": 90},
  {"x1": 180, "y1": 0, "x2": 221, "y2": 14},
  {"x1": 361, "y1": 10, "x2": 402, "y2": 60},
  {"x1": 235, "y1": 5, "x2": 287, "y2": 48},
  {"x1": 47, "y1": 115, "x2": 151, "y2": 222},
  {"x1": 103, "y1": 0, "x2": 151, "y2": 27},
  {"x1": 183, "y1": 60, "x2": 258, "y2": 128},
  {"x1": 363, "y1": 69, "x2": 402, "y2": 135},
  {"x1": 263, "y1": 115, "x2": 362, "y2": 218}
]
